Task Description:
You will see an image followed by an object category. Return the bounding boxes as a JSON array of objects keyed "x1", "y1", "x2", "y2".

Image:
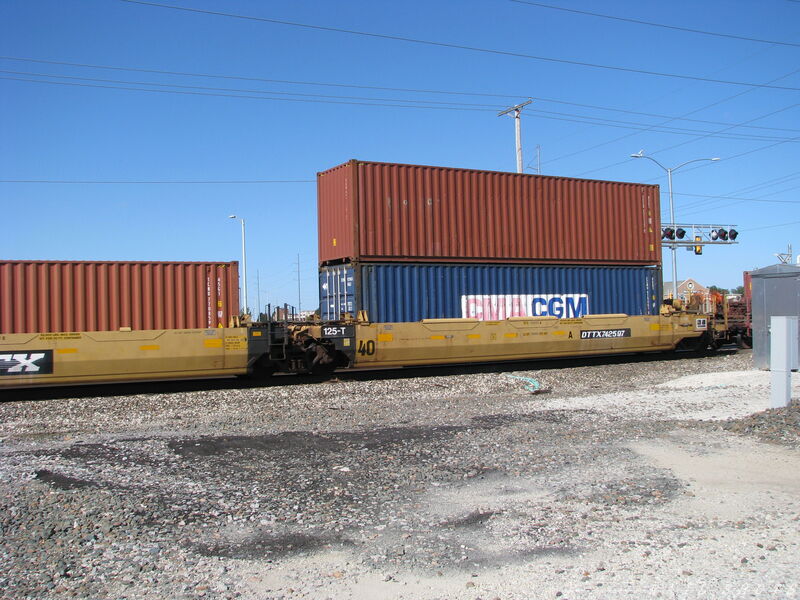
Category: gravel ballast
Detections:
[{"x1": 1, "y1": 348, "x2": 799, "y2": 599}]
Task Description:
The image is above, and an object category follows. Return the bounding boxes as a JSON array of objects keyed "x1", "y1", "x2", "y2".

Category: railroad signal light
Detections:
[
  {"x1": 729, "y1": 228, "x2": 738, "y2": 240},
  {"x1": 662, "y1": 227, "x2": 675, "y2": 240},
  {"x1": 716, "y1": 228, "x2": 729, "y2": 241},
  {"x1": 694, "y1": 235, "x2": 702, "y2": 255},
  {"x1": 710, "y1": 229, "x2": 718, "y2": 240},
  {"x1": 675, "y1": 227, "x2": 687, "y2": 239}
]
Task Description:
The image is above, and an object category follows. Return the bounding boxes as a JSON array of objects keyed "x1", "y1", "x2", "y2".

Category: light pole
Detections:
[
  {"x1": 630, "y1": 151, "x2": 719, "y2": 298},
  {"x1": 228, "y1": 215, "x2": 248, "y2": 315}
]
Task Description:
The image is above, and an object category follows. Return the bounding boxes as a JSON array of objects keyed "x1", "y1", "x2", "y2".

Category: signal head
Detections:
[
  {"x1": 728, "y1": 228, "x2": 738, "y2": 240},
  {"x1": 717, "y1": 228, "x2": 729, "y2": 241},
  {"x1": 662, "y1": 227, "x2": 675, "y2": 240},
  {"x1": 675, "y1": 227, "x2": 687, "y2": 239}
]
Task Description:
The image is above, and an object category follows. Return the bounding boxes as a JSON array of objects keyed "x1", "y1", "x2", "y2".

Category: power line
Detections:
[
  {"x1": 628, "y1": 102, "x2": 800, "y2": 159},
  {"x1": 510, "y1": 0, "x2": 800, "y2": 48},
  {"x1": 726, "y1": 171, "x2": 800, "y2": 195},
  {"x1": 746, "y1": 220, "x2": 800, "y2": 231},
  {"x1": 6, "y1": 71, "x2": 798, "y2": 144},
  {"x1": 673, "y1": 189, "x2": 800, "y2": 204},
  {"x1": 0, "y1": 75, "x2": 491, "y2": 111},
  {"x1": 0, "y1": 179, "x2": 314, "y2": 184},
  {"x1": 527, "y1": 108, "x2": 797, "y2": 142},
  {"x1": 668, "y1": 174, "x2": 800, "y2": 219},
  {"x1": 117, "y1": 0, "x2": 800, "y2": 91},
  {"x1": 675, "y1": 144, "x2": 800, "y2": 218},
  {"x1": 3, "y1": 55, "x2": 797, "y2": 133},
  {"x1": 532, "y1": 97, "x2": 800, "y2": 134},
  {"x1": 0, "y1": 54, "x2": 517, "y2": 98},
  {"x1": 549, "y1": 66, "x2": 800, "y2": 174},
  {"x1": 0, "y1": 69, "x2": 500, "y2": 109}
]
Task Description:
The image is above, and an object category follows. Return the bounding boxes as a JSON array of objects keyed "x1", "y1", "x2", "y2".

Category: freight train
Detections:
[
  {"x1": 0, "y1": 160, "x2": 742, "y2": 390},
  {"x1": 0, "y1": 302, "x2": 727, "y2": 389}
]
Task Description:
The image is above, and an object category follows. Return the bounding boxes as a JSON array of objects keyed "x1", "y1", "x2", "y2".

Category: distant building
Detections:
[{"x1": 664, "y1": 278, "x2": 708, "y2": 302}]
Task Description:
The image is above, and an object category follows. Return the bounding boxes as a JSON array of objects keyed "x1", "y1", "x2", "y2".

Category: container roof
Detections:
[{"x1": 750, "y1": 263, "x2": 800, "y2": 277}]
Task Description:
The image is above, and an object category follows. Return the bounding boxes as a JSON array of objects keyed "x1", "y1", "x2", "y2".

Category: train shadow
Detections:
[{"x1": 0, "y1": 347, "x2": 743, "y2": 403}]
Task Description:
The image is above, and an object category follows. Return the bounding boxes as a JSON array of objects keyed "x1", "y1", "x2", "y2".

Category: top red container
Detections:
[
  {"x1": 0, "y1": 260, "x2": 239, "y2": 334},
  {"x1": 318, "y1": 160, "x2": 661, "y2": 266}
]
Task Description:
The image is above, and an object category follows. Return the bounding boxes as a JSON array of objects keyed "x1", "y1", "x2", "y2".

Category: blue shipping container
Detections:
[{"x1": 320, "y1": 263, "x2": 661, "y2": 322}]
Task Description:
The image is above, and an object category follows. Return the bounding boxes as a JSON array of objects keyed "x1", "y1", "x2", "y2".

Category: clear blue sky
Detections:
[{"x1": 2, "y1": 0, "x2": 798, "y2": 312}]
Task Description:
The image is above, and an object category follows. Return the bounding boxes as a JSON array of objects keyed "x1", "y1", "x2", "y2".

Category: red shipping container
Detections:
[
  {"x1": 0, "y1": 261, "x2": 239, "y2": 334},
  {"x1": 318, "y1": 160, "x2": 661, "y2": 266}
]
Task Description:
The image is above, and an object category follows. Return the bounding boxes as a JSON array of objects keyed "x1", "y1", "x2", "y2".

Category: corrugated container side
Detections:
[
  {"x1": 320, "y1": 262, "x2": 661, "y2": 322},
  {"x1": 317, "y1": 162, "x2": 356, "y2": 265},
  {"x1": 0, "y1": 261, "x2": 239, "y2": 334},
  {"x1": 319, "y1": 265, "x2": 356, "y2": 320},
  {"x1": 318, "y1": 160, "x2": 661, "y2": 266}
]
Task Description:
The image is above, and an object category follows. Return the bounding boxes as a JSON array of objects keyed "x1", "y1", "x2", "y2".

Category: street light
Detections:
[
  {"x1": 630, "y1": 151, "x2": 720, "y2": 298},
  {"x1": 228, "y1": 215, "x2": 248, "y2": 315}
]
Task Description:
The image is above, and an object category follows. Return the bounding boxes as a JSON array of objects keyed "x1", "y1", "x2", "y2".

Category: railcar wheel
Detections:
[
  {"x1": 249, "y1": 355, "x2": 276, "y2": 379},
  {"x1": 677, "y1": 332, "x2": 710, "y2": 353},
  {"x1": 304, "y1": 343, "x2": 337, "y2": 376}
]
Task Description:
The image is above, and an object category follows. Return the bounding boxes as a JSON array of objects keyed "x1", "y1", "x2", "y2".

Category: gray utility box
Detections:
[{"x1": 751, "y1": 264, "x2": 800, "y2": 369}]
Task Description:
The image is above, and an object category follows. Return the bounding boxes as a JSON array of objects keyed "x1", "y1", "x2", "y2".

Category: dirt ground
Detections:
[{"x1": 1, "y1": 349, "x2": 799, "y2": 599}]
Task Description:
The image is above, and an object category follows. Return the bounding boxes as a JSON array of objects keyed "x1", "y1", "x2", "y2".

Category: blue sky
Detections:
[{"x1": 2, "y1": 0, "x2": 798, "y2": 312}]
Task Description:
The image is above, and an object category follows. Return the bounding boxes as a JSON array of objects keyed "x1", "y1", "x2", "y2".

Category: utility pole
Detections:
[
  {"x1": 256, "y1": 270, "x2": 261, "y2": 319},
  {"x1": 296, "y1": 253, "x2": 301, "y2": 313},
  {"x1": 498, "y1": 99, "x2": 532, "y2": 173},
  {"x1": 228, "y1": 215, "x2": 248, "y2": 315}
]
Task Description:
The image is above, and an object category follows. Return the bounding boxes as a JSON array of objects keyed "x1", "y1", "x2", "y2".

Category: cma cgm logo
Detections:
[
  {"x1": 531, "y1": 294, "x2": 589, "y2": 318},
  {"x1": 0, "y1": 351, "x2": 54, "y2": 375},
  {"x1": 461, "y1": 294, "x2": 589, "y2": 320}
]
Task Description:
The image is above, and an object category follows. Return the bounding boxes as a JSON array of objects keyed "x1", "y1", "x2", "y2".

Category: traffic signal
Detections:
[{"x1": 694, "y1": 235, "x2": 702, "y2": 255}]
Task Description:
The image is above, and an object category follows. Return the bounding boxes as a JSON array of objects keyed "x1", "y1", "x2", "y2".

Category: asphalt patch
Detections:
[
  {"x1": 35, "y1": 469, "x2": 97, "y2": 490},
  {"x1": 170, "y1": 411, "x2": 589, "y2": 458},
  {"x1": 442, "y1": 509, "x2": 500, "y2": 529},
  {"x1": 196, "y1": 532, "x2": 351, "y2": 560}
]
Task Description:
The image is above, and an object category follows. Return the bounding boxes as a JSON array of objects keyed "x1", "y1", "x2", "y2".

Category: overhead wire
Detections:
[
  {"x1": 679, "y1": 159, "x2": 800, "y2": 217},
  {"x1": 676, "y1": 170, "x2": 800, "y2": 208},
  {"x1": 674, "y1": 186, "x2": 800, "y2": 205},
  {"x1": 4, "y1": 70, "x2": 797, "y2": 144},
  {"x1": 4, "y1": 5, "x2": 796, "y2": 228},
  {"x1": 0, "y1": 75, "x2": 492, "y2": 111},
  {"x1": 116, "y1": 0, "x2": 800, "y2": 91},
  {"x1": 0, "y1": 69, "x2": 501, "y2": 109},
  {"x1": 550, "y1": 65, "x2": 800, "y2": 176},
  {"x1": 627, "y1": 102, "x2": 800, "y2": 160},
  {"x1": 0, "y1": 179, "x2": 314, "y2": 184},
  {"x1": 663, "y1": 157, "x2": 800, "y2": 225},
  {"x1": 509, "y1": 0, "x2": 800, "y2": 48},
  {"x1": 746, "y1": 220, "x2": 800, "y2": 231},
  {"x1": 2, "y1": 55, "x2": 797, "y2": 134}
]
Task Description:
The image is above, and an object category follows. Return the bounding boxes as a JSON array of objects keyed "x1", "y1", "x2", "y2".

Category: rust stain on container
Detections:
[
  {"x1": 318, "y1": 160, "x2": 661, "y2": 266},
  {"x1": 0, "y1": 261, "x2": 239, "y2": 334}
]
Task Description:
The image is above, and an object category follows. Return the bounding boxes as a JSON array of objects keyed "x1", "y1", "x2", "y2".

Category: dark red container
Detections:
[
  {"x1": 318, "y1": 160, "x2": 661, "y2": 266},
  {"x1": 0, "y1": 261, "x2": 239, "y2": 334}
]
